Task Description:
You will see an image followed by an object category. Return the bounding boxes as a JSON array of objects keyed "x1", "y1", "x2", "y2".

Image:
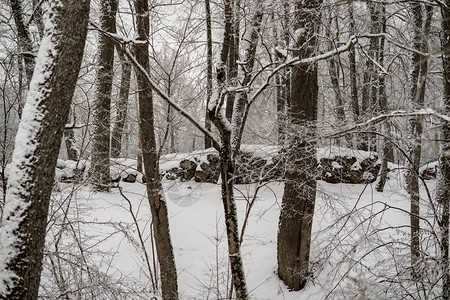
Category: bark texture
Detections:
[
  {"x1": 204, "y1": 0, "x2": 213, "y2": 149},
  {"x1": 441, "y1": 4, "x2": 450, "y2": 299},
  {"x1": 0, "y1": 1, "x2": 90, "y2": 298},
  {"x1": 406, "y1": 3, "x2": 432, "y2": 279},
  {"x1": 348, "y1": 2, "x2": 359, "y2": 123},
  {"x1": 277, "y1": 0, "x2": 321, "y2": 291},
  {"x1": 91, "y1": 0, "x2": 118, "y2": 191},
  {"x1": 375, "y1": 5, "x2": 394, "y2": 193},
  {"x1": 133, "y1": 0, "x2": 179, "y2": 298},
  {"x1": 111, "y1": 50, "x2": 131, "y2": 158},
  {"x1": 9, "y1": 0, "x2": 34, "y2": 82}
]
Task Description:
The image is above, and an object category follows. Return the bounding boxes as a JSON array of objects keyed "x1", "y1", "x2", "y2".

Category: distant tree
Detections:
[
  {"x1": 91, "y1": 0, "x2": 118, "y2": 191},
  {"x1": 406, "y1": 3, "x2": 432, "y2": 279},
  {"x1": 9, "y1": 0, "x2": 35, "y2": 117},
  {"x1": 440, "y1": 3, "x2": 450, "y2": 299},
  {"x1": 0, "y1": 0, "x2": 90, "y2": 298},
  {"x1": 9, "y1": 0, "x2": 34, "y2": 83},
  {"x1": 204, "y1": 0, "x2": 213, "y2": 149},
  {"x1": 277, "y1": 0, "x2": 322, "y2": 291},
  {"x1": 111, "y1": 49, "x2": 131, "y2": 158}
]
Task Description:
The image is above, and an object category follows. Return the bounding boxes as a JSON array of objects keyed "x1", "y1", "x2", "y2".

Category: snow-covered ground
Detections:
[{"x1": 40, "y1": 162, "x2": 441, "y2": 299}]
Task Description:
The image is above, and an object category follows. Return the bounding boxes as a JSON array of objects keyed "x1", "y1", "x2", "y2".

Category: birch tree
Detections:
[{"x1": 0, "y1": 0, "x2": 90, "y2": 298}]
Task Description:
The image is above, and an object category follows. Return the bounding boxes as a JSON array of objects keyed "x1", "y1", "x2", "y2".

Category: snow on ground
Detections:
[{"x1": 40, "y1": 161, "x2": 441, "y2": 299}]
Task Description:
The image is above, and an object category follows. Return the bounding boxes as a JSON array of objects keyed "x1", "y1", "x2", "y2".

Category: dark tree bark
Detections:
[
  {"x1": 441, "y1": 4, "x2": 450, "y2": 299},
  {"x1": 64, "y1": 111, "x2": 79, "y2": 161},
  {"x1": 376, "y1": 5, "x2": 394, "y2": 193},
  {"x1": 326, "y1": 13, "x2": 345, "y2": 127},
  {"x1": 0, "y1": 1, "x2": 90, "y2": 298},
  {"x1": 9, "y1": 0, "x2": 35, "y2": 118},
  {"x1": 406, "y1": 3, "x2": 432, "y2": 279},
  {"x1": 9, "y1": 0, "x2": 34, "y2": 82},
  {"x1": 225, "y1": 0, "x2": 238, "y2": 121},
  {"x1": 277, "y1": 0, "x2": 321, "y2": 291},
  {"x1": 348, "y1": 2, "x2": 359, "y2": 123},
  {"x1": 225, "y1": 0, "x2": 240, "y2": 121},
  {"x1": 204, "y1": 0, "x2": 213, "y2": 149},
  {"x1": 133, "y1": 0, "x2": 179, "y2": 298},
  {"x1": 360, "y1": 2, "x2": 381, "y2": 151},
  {"x1": 31, "y1": 0, "x2": 44, "y2": 37},
  {"x1": 111, "y1": 50, "x2": 131, "y2": 158},
  {"x1": 274, "y1": 1, "x2": 290, "y2": 147},
  {"x1": 91, "y1": 0, "x2": 118, "y2": 191}
]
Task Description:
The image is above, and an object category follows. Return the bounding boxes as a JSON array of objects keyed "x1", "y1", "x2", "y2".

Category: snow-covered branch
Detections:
[
  {"x1": 250, "y1": 35, "x2": 358, "y2": 103},
  {"x1": 324, "y1": 109, "x2": 450, "y2": 139},
  {"x1": 360, "y1": 33, "x2": 433, "y2": 57},
  {"x1": 90, "y1": 22, "x2": 220, "y2": 149},
  {"x1": 123, "y1": 48, "x2": 220, "y2": 149}
]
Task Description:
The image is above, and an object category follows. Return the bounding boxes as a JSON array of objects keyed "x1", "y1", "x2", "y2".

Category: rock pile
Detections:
[{"x1": 18, "y1": 145, "x2": 383, "y2": 185}]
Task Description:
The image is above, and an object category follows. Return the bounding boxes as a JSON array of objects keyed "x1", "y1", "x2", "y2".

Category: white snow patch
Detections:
[{"x1": 331, "y1": 161, "x2": 342, "y2": 169}]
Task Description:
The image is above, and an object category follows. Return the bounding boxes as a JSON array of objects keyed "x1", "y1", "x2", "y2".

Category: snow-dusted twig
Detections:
[
  {"x1": 359, "y1": 45, "x2": 388, "y2": 75},
  {"x1": 123, "y1": 47, "x2": 220, "y2": 149},
  {"x1": 90, "y1": 22, "x2": 220, "y2": 149},
  {"x1": 323, "y1": 109, "x2": 450, "y2": 140},
  {"x1": 249, "y1": 35, "x2": 358, "y2": 103},
  {"x1": 360, "y1": 33, "x2": 433, "y2": 57}
]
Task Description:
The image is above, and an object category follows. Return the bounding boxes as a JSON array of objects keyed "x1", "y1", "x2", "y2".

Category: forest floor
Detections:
[{"x1": 41, "y1": 161, "x2": 440, "y2": 299}]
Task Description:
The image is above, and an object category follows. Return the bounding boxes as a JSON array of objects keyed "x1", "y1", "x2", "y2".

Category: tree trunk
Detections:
[
  {"x1": 225, "y1": 0, "x2": 239, "y2": 121},
  {"x1": 10, "y1": 0, "x2": 35, "y2": 118},
  {"x1": 348, "y1": 2, "x2": 359, "y2": 124},
  {"x1": 64, "y1": 113, "x2": 79, "y2": 161},
  {"x1": 406, "y1": 3, "x2": 432, "y2": 279},
  {"x1": 360, "y1": 3, "x2": 380, "y2": 151},
  {"x1": 219, "y1": 137, "x2": 248, "y2": 299},
  {"x1": 31, "y1": 0, "x2": 44, "y2": 37},
  {"x1": 204, "y1": 0, "x2": 213, "y2": 149},
  {"x1": 231, "y1": 6, "x2": 263, "y2": 153},
  {"x1": 348, "y1": 2, "x2": 363, "y2": 150},
  {"x1": 375, "y1": 5, "x2": 394, "y2": 193},
  {"x1": 0, "y1": 1, "x2": 90, "y2": 298},
  {"x1": 133, "y1": 0, "x2": 179, "y2": 298},
  {"x1": 10, "y1": 0, "x2": 35, "y2": 82},
  {"x1": 91, "y1": 0, "x2": 118, "y2": 191},
  {"x1": 111, "y1": 50, "x2": 131, "y2": 158},
  {"x1": 277, "y1": 0, "x2": 321, "y2": 291},
  {"x1": 326, "y1": 13, "x2": 345, "y2": 127},
  {"x1": 274, "y1": 2, "x2": 289, "y2": 147},
  {"x1": 441, "y1": 5, "x2": 450, "y2": 299}
]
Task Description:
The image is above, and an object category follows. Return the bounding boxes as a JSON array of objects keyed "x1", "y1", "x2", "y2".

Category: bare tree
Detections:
[
  {"x1": 111, "y1": 49, "x2": 131, "y2": 158},
  {"x1": 277, "y1": 0, "x2": 322, "y2": 291},
  {"x1": 406, "y1": 3, "x2": 432, "y2": 279},
  {"x1": 204, "y1": 0, "x2": 213, "y2": 149},
  {"x1": 0, "y1": 0, "x2": 90, "y2": 297},
  {"x1": 91, "y1": 0, "x2": 118, "y2": 191},
  {"x1": 133, "y1": 0, "x2": 179, "y2": 298},
  {"x1": 440, "y1": 3, "x2": 450, "y2": 299},
  {"x1": 9, "y1": 0, "x2": 34, "y2": 83}
]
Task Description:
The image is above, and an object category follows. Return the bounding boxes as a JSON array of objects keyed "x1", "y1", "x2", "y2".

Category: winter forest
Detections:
[{"x1": 0, "y1": 0, "x2": 450, "y2": 299}]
